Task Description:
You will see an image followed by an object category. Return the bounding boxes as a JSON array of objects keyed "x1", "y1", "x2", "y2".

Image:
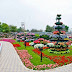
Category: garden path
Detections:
[{"x1": 0, "y1": 41, "x2": 72, "y2": 72}]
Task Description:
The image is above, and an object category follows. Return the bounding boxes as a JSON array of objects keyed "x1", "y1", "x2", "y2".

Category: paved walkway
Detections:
[{"x1": 0, "y1": 41, "x2": 72, "y2": 72}]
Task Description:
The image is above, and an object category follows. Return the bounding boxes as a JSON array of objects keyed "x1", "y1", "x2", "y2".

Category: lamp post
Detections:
[
  {"x1": 38, "y1": 47, "x2": 43, "y2": 62},
  {"x1": 24, "y1": 36, "x2": 26, "y2": 48}
]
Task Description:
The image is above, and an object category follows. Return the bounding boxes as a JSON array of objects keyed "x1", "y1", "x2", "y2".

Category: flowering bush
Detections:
[
  {"x1": 47, "y1": 43, "x2": 54, "y2": 47},
  {"x1": 53, "y1": 31, "x2": 59, "y2": 34},
  {"x1": 29, "y1": 42, "x2": 34, "y2": 46},
  {"x1": 34, "y1": 40, "x2": 40, "y2": 44},
  {"x1": 13, "y1": 44, "x2": 21, "y2": 47},
  {"x1": 34, "y1": 44, "x2": 44, "y2": 48},
  {"x1": 26, "y1": 33, "x2": 35, "y2": 36},
  {"x1": 38, "y1": 38, "x2": 44, "y2": 41},
  {"x1": 1, "y1": 38, "x2": 16, "y2": 43}
]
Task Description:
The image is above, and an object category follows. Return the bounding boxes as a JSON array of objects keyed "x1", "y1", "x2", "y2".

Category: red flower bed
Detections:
[
  {"x1": 34, "y1": 40, "x2": 40, "y2": 44},
  {"x1": 43, "y1": 47, "x2": 49, "y2": 49},
  {"x1": 46, "y1": 56, "x2": 72, "y2": 66},
  {"x1": 13, "y1": 44, "x2": 21, "y2": 47},
  {"x1": 23, "y1": 42, "x2": 30, "y2": 46},
  {"x1": 32, "y1": 49, "x2": 41, "y2": 55},
  {"x1": 32, "y1": 49, "x2": 72, "y2": 66}
]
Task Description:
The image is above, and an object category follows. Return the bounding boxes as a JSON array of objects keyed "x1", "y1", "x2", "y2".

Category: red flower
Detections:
[
  {"x1": 13, "y1": 44, "x2": 21, "y2": 47},
  {"x1": 34, "y1": 40, "x2": 40, "y2": 44}
]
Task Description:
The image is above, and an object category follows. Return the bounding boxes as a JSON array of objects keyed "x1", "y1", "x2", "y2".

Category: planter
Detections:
[
  {"x1": 55, "y1": 26, "x2": 62, "y2": 29},
  {"x1": 55, "y1": 22, "x2": 63, "y2": 25}
]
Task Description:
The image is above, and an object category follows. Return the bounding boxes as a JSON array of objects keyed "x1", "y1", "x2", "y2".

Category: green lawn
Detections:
[
  {"x1": 13, "y1": 41, "x2": 55, "y2": 66},
  {"x1": 13, "y1": 41, "x2": 72, "y2": 66}
]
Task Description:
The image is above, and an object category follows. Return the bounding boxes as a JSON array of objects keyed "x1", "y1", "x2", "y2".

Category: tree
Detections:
[
  {"x1": 31, "y1": 29, "x2": 43, "y2": 32},
  {"x1": 26, "y1": 29, "x2": 29, "y2": 32},
  {"x1": 62, "y1": 24, "x2": 69, "y2": 32},
  {"x1": 9, "y1": 25, "x2": 17, "y2": 32},
  {"x1": 0, "y1": 22, "x2": 2, "y2": 32},
  {"x1": 65, "y1": 25, "x2": 69, "y2": 32},
  {"x1": 1, "y1": 23, "x2": 10, "y2": 33},
  {"x1": 17, "y1": 27, "x2": 23, "y2": 32},
  {"x1": 45, "y1": 25, "x2": 54, "y2": 32}
]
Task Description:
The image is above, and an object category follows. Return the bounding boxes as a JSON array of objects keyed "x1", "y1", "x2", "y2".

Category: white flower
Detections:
[
  {"x1": 29, "y1": 42, "x2": 34, "y2": 46},
  {"x1": 44, "y1": 45, "x2": 47, "y2": 47},
  {"x1": 47, "y1": 43, "x2": 54, "y2": 47},
  {"x1": 34, "y1": 44, "x2": 44, "y2": 48}
]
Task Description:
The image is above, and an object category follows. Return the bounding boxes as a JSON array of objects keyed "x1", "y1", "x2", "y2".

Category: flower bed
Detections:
[
  {"x1": 13, "y1": 44, "x2": 21, "y2": 47},
  {"x1": 32, "y1": 48, "x2": 72, "y2": 66},
  {"x1": 48, "y1": 49, "x2": 70, "y2": 54},
  {"x1": 0, "y1": 38, "x2": 16, "y2": 43},
  {"x1": 14, "y1": 47, "x2": 58, "y2": 70},
  {"x1": 13, "y1": 40, "x2": 72, "y2": 70}
]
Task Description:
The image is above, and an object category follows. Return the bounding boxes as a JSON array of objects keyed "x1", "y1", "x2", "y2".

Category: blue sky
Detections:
[{"x1": 0, "y1": 0, "x2": 72, "y2": 31}]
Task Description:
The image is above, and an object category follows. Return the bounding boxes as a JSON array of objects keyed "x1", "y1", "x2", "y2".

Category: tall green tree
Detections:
[
  {"x1": 31, "y1": 29, "x2": 43, "y2": 32},
  {"x1": 17, "y1": 27, "x2": 23, "y2": 32},
  {"x1": 62, "y1": 24, "x2": 69, "y2": 32},
  {"x1": 45, "y1": 25, "x2": 54, "y2": 32},
  {"x1": 9, "y1": 25, "x2": 17, "y2": 32},
  {"x1": 1, "y1": 23, "x2": 10, "y2": 33},
  {"x1": 0, "y1": 22, "x2": 2, "y2": 32}
]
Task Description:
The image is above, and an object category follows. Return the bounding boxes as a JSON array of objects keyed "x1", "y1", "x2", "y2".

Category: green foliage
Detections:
[
  {"x1": 45, "y1": 25, "x2": 54, "y2": 32},
  {"x1": 0, "y1": 22, "x2": 2, "y2": 32},
  {"x1": 17, "y1": 27, "x2": 24, "y2": 32},
  {"x1": 43, "y1": 46, "x2": 72, "y2": 56},
  {"x1": 31, "y1": 29, "x2": 43, "y2": 32},
  {"x1": 40, "y1": 35, "x2": 50, "y2": 40},
  {"x1": 62, "y1": 24, "x2": 69, "y2": 32},
  {"x1": 13, "y1": 41, "x2": 55, "y2": 66},
  {"x1": 9, "y1": 25, "x2": 17, "y2": 32},
  {"x1": 48, "y1": 49, "x2": 70, "y2": 54},
  {"x1": 35, "y1": 34, "x2": 40, "y2": 39},
  {"x1": 1, "y1": 23, "x2": 10, "y2": 33}
]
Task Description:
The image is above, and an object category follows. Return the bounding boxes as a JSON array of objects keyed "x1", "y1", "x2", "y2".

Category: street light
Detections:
[{"x1": 38, "y1": 47, "x2": 43, "y2": 62}]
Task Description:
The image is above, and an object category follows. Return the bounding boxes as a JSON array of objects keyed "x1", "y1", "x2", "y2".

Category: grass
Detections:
[
  {"x1": 13, "y1": 40, "x2": 72, "y2": 66},
  {"x1": 43, "y1": 46, "x2": 72, "y2": 56},
  {"x1": 13, "y1": 41, "x2": 55, "y2": 66}
]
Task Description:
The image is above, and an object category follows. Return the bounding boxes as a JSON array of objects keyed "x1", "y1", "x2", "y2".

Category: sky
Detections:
[{"x1": 0, "y1": 0, "x2": 72, "y2": 31}]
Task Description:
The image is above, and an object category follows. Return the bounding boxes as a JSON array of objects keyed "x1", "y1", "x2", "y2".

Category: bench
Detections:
[{"x1": 0, "y1": 43, "x2": 2, "y2": 53}]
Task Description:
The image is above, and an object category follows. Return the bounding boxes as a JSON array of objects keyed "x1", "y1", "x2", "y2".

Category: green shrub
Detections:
[
  {"x1": 35, "y1": 34, "x2": 40, "y2": 39},
  {"x1": 40, "y1": 35, "x2": 50, "y2": 40}
]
